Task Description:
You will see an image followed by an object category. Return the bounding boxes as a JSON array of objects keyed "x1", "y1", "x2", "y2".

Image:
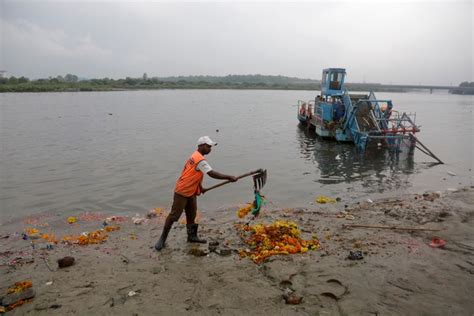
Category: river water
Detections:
[{"x1": 0, "y1": 90, "x2": 472, "y2": 223}]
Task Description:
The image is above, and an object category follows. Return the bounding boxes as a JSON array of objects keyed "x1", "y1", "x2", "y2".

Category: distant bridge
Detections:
[
  {"x1": 346, "y1": 83, "x2": 473, "y2": 94},
  {"x1": 381, "y1": 84, "x2": 474, "y2": 94},
  {"x1": 379, "y1": 84, "x2": 453, "y2": 90}
]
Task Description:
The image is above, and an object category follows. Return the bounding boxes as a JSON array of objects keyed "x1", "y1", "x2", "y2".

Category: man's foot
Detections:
[
  {"x1": 187, "y1": 224, "x2": 207, "y2": 244},
  {"x1": 155, "y1": 237, "x2": 166, "y2": 251},
  {"x1": 155, "y1": 222, "x2": 172, "y2": 251}
]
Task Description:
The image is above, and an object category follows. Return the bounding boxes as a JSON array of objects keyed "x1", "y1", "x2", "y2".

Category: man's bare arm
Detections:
[{"x1": 208, "y1": 170, "x2": 237, "y2": 182}]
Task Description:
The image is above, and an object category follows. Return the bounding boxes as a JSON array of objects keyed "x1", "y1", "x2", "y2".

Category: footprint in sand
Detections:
[{"x1": 320, "y1": 278, "x2": 349, "y2": 301}]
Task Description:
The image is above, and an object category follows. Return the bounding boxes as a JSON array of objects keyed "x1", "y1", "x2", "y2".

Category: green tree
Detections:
[
  {"x1": 8, "y1": 76, "x2": 18, "y2": 84},
  {"x1": 125, "y1": 77, "x2": 137, "y2": 85},
  {"x1": 65, "y1": 74, "x2": 78, "y2": 82},
  {"x1": 18, "y1": 76, "x2": 29, "y2": 83}
]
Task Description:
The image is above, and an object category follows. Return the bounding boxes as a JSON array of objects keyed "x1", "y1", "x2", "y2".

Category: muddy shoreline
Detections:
[{"x1": 1, "y1": 188, "x2": 473, "y2": 315}]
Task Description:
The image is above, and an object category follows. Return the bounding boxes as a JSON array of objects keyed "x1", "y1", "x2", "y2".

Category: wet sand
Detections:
[{"x1": 1, "y1": 188, "x2": 473, "y2": 315}]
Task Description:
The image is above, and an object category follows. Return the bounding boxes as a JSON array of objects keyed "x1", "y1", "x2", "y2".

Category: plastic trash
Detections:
[
  {"x1": 429, "y1": 238, "x2": 446, "y2": 248},
  {"x1": 348, "y1": 250, "x2": 364, "y2": 260},
  {"x1": 132, "y1": 214, "x2": 146, "y2": 225}
]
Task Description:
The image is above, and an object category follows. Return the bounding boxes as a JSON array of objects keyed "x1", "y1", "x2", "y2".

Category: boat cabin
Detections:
[{"x1": 321, "y1": 68, "x2": 346, "y2": 97}]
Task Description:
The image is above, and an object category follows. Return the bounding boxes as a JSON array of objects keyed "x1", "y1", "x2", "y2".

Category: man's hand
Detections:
[{"x1": 228, "y1": 176, "x2": 238, "y2": 182}]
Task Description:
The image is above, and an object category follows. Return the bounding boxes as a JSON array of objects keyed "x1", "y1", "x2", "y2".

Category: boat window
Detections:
[{"x1": 330, "y1": 72, "x2": 342, "y2": 90}]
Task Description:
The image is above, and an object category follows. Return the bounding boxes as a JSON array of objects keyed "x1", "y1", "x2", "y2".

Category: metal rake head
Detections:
[{"x1": 253, "y1": 169, "x2": 267, "y2": 191}]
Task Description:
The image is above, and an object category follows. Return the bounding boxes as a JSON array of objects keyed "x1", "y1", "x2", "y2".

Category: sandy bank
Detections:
[{"x1": 1, "y1": 188, "x2": 473, "y2": 315}]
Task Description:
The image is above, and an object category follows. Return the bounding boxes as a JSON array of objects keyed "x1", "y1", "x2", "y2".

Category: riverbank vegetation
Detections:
[{"x1": 0, "y1": 73, "x2": 460, "y2": 93}]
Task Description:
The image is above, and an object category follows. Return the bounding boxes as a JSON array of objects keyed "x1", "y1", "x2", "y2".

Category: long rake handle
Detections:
[{"x1": 203, "y1": 169, "x2": 262, "y2": 193}]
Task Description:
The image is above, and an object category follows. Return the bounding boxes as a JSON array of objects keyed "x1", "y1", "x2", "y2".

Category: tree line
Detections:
[
  {"x1": 1, "y1": 73, "x2": 472, "y2": 94},
  {"x1": 0, "y1": 73, "x2": 323, "y2": 92}
]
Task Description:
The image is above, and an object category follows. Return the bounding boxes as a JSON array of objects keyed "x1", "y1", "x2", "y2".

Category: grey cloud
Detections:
[{"x1": 1, "y1": 0, "x2": 472, "y2": 85}]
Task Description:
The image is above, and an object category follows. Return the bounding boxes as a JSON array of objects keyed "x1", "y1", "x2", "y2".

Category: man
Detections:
[{"x1": 155, "y1": 136, "x2": 238, "y2": 251}]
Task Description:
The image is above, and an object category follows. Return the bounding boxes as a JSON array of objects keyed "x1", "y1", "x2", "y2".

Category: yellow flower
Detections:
[
  {"x1": 237, "y1": 204, "x2": 252, "y2": 218},
  {"x1": 25, "y1": 228, "x2": 39, "y2": 235},
  {"x1": 316, "y1": 196, "x2": 337, "y2": 204}
]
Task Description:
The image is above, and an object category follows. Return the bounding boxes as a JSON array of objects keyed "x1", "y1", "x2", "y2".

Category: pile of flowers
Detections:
[
  {"x1": 62, "y1": 225, "x2": 120, "y2": 245},
  {"x1": 237, "y1": 220, "x2": 320, "y2": 264}
]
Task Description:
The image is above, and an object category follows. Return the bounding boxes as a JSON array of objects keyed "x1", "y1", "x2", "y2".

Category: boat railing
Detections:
[{"x1": 344, "y1": 98, "x2": 421, "y2": 144}]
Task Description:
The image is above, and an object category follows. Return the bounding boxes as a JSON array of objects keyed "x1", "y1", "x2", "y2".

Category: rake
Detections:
[
  {"x1": 202, "y1": 169, "x2": 268, "y2": 216},
  {"x1": 202, "y1": 169, "x2": 267, "y2": 193}
]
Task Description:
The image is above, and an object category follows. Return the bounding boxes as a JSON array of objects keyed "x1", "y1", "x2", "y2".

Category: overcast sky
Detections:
[{"x1": 1, "y1": 0, "x2": 472, "y2": 85}]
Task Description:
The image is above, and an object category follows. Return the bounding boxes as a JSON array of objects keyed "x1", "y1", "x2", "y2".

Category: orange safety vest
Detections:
[{"x1": 175, "y1": 151, "x2": 206, "y2": 197}]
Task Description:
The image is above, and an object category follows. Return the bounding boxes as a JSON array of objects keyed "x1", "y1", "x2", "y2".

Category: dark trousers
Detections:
[{"x1": 165, "y1": 192, "x2": 197, "y2": 225}]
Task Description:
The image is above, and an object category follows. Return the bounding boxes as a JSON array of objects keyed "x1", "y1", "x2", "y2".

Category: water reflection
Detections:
[{"x1": 296, "y1": 124, "x2": 416, "y2": 192}]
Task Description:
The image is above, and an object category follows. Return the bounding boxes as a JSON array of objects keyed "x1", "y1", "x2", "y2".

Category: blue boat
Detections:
[{"x1": 296, "y1": 68, "x2": 422, "y2": 153}]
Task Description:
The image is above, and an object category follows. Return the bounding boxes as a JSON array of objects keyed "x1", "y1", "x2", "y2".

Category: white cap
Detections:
[{"x1": 197, "y1": 136, "x2": 218, "y2": 146}]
